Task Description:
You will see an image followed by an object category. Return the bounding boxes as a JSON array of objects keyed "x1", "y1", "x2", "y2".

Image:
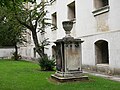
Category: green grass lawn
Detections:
[{"x1": 0, "y1": 59, "x2": 120, "y2": 90}]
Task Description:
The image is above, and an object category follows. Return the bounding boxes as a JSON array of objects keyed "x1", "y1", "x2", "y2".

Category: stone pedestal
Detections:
[
  {"x1": 51, "y1": 37, "x2": 88, "y2": 82},
  {"x1": 51, "y1": 21, "x2": 88, "y2": 82}
]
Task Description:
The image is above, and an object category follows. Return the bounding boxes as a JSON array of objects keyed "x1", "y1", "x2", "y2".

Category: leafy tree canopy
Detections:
[
  {"x1": 0, "y1": 0, "x2": 36, "y2": 6},
  {"x1": 0, "y1": 6, "x2": 26, "y2": 47},
  {"x1": 0, "y1": 0, "x2": 55, "y2": 58},
  {"x1": 0, "y1": 5, "x2": 26, "y2": 60}
]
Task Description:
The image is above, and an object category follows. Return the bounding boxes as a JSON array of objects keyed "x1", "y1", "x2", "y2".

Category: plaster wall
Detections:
[
  {"x1": 0, "y1": 48, "x2": 14, "y2": 58},
  {"x1": 108, "y1": 0, "x2": 120, "y2": 31},
  {"x1": 45, "y1": 0, "x2": 120, "y2": 70},
  {"x1": 81, "y1": 30, "x2": 120, "y2": 68},
  {"x1": 75, "y1": 0, "x2": 96, "y2": 37},
  {"x1": 0, "y1": 48, "x2": 15, "y2": 58}
]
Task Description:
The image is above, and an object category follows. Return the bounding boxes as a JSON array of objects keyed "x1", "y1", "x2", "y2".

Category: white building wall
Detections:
[
  {"x1": 0, "y1": 48, "x2": 15, "y2": 58},
  {"x1": 109, "y1": 0, "x2": 120, "y2": 31},
  {"x1": 56, "y1": 0, "x2": 67, "y2": 39},
  {"x1": 76, "y1": 0, "x2": 97, "y2": 37},
  {"x1": 45, "y1": 0, "x2": 120, "y2": 72},
  {"x1": 81, "y1": 30, "x2": 120, "y2": 69}
]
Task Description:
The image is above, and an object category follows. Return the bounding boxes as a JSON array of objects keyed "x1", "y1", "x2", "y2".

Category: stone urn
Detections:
[{"x1": 62, "y1": 21, "x2": 73, "y2": 37}]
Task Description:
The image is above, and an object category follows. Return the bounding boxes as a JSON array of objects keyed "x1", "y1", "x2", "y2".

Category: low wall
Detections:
[{"x1": 0, "y1": 47, "x2": 15, "y2": 59}]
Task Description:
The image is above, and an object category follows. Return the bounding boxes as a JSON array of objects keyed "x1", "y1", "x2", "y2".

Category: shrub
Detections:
[{"x1": 38, "y1": 56, "x2": 55, "y2": 71}]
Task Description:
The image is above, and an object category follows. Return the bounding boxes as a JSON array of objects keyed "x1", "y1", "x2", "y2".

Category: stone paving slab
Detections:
[{"x1": 83, "y1": 71, "x2": 120, "y2": 82}]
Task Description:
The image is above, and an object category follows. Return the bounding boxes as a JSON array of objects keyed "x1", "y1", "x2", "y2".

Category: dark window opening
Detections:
[
  {"x1": 94, "y1": 0, "x2": 109, "y2": 9},
  {"x1": 67, "y1": 1, "x2": 76, "y2": 20},
  {"x1": 51, "y1": 12, "x2": 57, "y2": 30},
  {"x1": 102, "y1": 0, "x2": 109, "y2": 7},
  {"x1": 95, "y1": 40, "x2": 109, "y2": 64}
]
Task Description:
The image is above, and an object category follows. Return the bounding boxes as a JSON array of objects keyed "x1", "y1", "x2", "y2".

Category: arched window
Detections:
[{"x1": 95, "y1": 40, "x2": 109, "y2": 64}]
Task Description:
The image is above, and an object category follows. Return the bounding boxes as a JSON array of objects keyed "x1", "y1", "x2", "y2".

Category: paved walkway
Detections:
[{"x1": 84, "y1": 71, "x2": 120, "y2": 82}]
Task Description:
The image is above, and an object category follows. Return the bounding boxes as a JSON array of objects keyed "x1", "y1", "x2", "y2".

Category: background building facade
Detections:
[
  {"x1": 44, "y1": 0, "x2": 120, "y2": 75},
  {"x1": 1, "y1": 0, "x2": 120, "y2": 75}
]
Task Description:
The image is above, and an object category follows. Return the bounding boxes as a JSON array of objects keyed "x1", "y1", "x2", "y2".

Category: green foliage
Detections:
[
  {"x1": 9, "y1": 0, "x2": 54, "y2": 57},
  {"x1": 0, "y1": 22, "x2": 26, "y2": 46},
  {"x1": 0, "y1": 5, "x2": 27, "y2": 60},
  {"x1": 0, "y1": 6, "x2": 26, "y2": 46},
  {"x1": 38, "y1": 56, "x2": 55, "y2": 71},
  {"x1": 0, "y1": 0, "x2": 55, "y2": 58},
  {"x1": 0, "y1": 0, "x2": 36, "y2": 7}
]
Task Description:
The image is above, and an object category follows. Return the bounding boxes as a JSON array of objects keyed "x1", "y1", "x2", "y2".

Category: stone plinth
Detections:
[
  {"x1": 51, "y1": 74, "x2": 88, "y2": 83},
  {"x1": 51, "y1": 37, "x2": 88, "y2": 82}
]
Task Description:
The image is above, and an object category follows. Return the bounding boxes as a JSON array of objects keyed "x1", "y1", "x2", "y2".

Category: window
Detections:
[
  {"x1": 67, "y1": 1, "x2": 76, "y2": 21},
  {"x1": 95, "y1": 40, "x2": 109, "y2": 64},
  {"x1": 94, "y1": 0, "x2": 109, "y2": 10},
  {"x1": 101, "y1": 0, "x2": 109, "y2": 7},
  {"x1": 93, "y1": 0, "x2": 109, "y2": 16},
  {"x1": 51, "y1": 12, "x2": 57, "y2": 30}
]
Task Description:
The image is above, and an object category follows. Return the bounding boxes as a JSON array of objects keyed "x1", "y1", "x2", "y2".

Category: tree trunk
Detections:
[
  {"x1": 14, "y1": 44, "x2": 18, "y2": 60},
  {"x1": 31, "y1": 29, "x2": 45, "y2": 58}
]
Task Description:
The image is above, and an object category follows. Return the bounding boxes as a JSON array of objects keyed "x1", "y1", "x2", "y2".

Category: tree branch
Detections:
[
  {"x1": 34, "y1": 10, "x2": 45, "y2": 29},
  {"x1": 15, "y1": 16, "x2": 32, "y2": 31}
]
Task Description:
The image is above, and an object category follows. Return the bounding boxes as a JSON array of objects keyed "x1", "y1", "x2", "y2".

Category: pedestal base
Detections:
[
  {"x1": 55, "y1": 71, "x2": 83, "y2": 77},
  {"x1": 51, "y1": 74, "x2": 88, "y2": 83}
]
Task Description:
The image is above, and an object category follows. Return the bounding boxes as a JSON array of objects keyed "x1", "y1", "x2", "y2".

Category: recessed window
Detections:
[
  {"x1": 93, "y1": 0, "x2": 109, "y2": 16},
  {"x1": 101, "y1": 0, "x2": 108, "y2": 7},
  {"x1": 95, "y1": 40, "x2": 109, "y2": 64},
  {"x1": 94, "y1": 0, "x2": 109, "y2": 9},
  {"x1": 51, "y1": 12, "x2": 57, "y2": 30},
  {"x1": 67, "y1": 1, "x2": 76, "y2": 21}
]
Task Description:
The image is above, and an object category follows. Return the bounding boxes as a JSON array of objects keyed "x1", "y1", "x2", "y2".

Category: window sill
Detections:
[
  {"x1": 68, "y1": 18, "x2": 76, "y2": 24},
  {"x1": 97, "y1": 64, "x2": 109, "y2": 67},
  {"x1": 92, "y1": 5, "x2": 110, "y2": 16}
]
